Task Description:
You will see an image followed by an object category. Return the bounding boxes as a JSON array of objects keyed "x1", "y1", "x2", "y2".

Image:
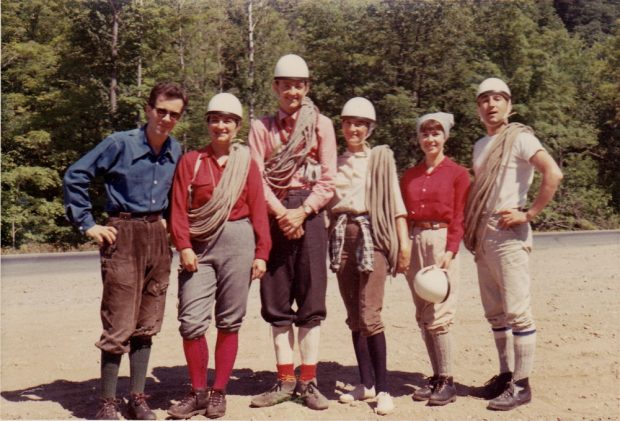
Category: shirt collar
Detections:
[
  {"x1": 277, "y1": 109, "x2": 299, "y2": 124},
  {"x1": 342, "y1": 145, "x2": 370, "y2": 158},
  {"x1": 199, "y1": 144, "x2": 216, "y2": 159},
  {"x1": 132, "y1": 125, "x2": 176, "y2": 162},
  {"x1": 420, "y1": 156, "x2": 454, "y2": 172}
]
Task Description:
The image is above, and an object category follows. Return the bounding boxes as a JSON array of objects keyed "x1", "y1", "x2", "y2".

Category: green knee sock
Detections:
[
  {"x1": 101, "y1": 351, "x2": 122, "y2": 399},
  {"x1": 129, "y1": 337, "x2": 152, "y2": 394}
]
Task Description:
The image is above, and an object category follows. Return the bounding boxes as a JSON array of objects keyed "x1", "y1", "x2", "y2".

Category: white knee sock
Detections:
[
  {"x1": 513, "y1": 330, "x2": 536, "y2": 381},
  {"x1": 272, "y1": 325, "x2": 295, "y2": 365},
  {"x1": 493, "y1": 328, "x2": 515, "y2": 373},
  {"x1": 298, "y1": 326, "x2": 321, "y2": 365}
]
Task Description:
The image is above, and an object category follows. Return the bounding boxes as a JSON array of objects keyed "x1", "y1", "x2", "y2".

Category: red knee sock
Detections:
[
  {"x1": 183, "y1": 336, "x2": 208, "y2": 390},
  {"x1": 299, "y1": 364, "x2": 316, "y2": 382},
  {"x1": 277, "y1": 363, "x2": 296, "y2": 382},
  {"x1": 212, "y1": 330, "x2": 238, "y2": 391}
]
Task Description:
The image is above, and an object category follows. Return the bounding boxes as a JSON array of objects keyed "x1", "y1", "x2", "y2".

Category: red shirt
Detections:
[
  {"x1": 170, "y1": 145, "x2": 271, "y2": 260},
  {"x1": 400, "y1": 157, "x2": 471, "y2": 254}
]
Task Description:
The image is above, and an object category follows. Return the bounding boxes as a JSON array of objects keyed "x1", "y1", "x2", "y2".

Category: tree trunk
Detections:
[
  {"x1": 177, "y1": 2, "x2": 185, "y2": 72},
  {"x1": 136, "y1": 0, "x2": 143, "y2": 127},
  {"x1": 248, "y1": 0, "x2": 256, "y2": 120},
  {"x1": 217, "y1": 40, "x2": 224, "y2": 92},
  {"x1": 109, "y1": 0, "x2": 119, "y2": 114},
  {"x1": 12, "y1": 219, "x2": 16, "y2": 249}
]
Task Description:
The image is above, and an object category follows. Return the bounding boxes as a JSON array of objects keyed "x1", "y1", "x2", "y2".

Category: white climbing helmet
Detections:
[
  {"x1": 206, "y1": 93, "x2": 243, "y2": 120},
  {"x1": 413, "y1": 265, "x2": 450, "y2": 303},
  {"x1": 274, "y1": 54, "x2": 310, "y2": 80},
  {"x1": 341, "y1": 97, "x2": 376, "y2": 122},
  {"x1": 476, "y1": 77, "x2": 511, "y2": 100}
]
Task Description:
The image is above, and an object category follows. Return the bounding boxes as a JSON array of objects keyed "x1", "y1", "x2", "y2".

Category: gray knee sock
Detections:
[
  {"x1": 431, "y1": 332, "x2": 452, "y2": 377},
  {"x1": 129, "y1": 337, "x2": 152, "y2": 394},
  {"x1": 513, "y1": 330, "x2": 536, "y2": 381},
  {"x1": 493, "y1": 328, "x2": 514, "y2": 373},
  {"x1": 421, "y1": 330, "x2": 439, "y2": 375}
]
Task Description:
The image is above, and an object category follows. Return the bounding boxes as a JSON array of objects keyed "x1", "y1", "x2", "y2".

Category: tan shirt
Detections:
[{"x1": 330, "y1": 147, "x2": 406, "y2": 217}]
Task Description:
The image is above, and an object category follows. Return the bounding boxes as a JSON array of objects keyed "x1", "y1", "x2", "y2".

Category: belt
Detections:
[
  {"x1": 413, "y1": 221, "x2": 449, "y2": 230},
  {"x1": 109, "y1": 211, "x2": 162, "y2": 222}
]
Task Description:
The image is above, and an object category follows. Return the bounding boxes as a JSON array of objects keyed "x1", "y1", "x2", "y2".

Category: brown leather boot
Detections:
[
  {"x1": 428, "y1": 375, "x2": 457, "y2": 406},
  {"x1": 206, "y1": 389, "x2": 226, "y2": 419},
  {"x1": 95, "y1": 398, "x2": 120, "y2": 420},
  {"x1": 167, "y1": 389, "x2": 208, "y2": 419},
  {"x1": 127, "y1": 393, "x2": 156, "y2": 420}
]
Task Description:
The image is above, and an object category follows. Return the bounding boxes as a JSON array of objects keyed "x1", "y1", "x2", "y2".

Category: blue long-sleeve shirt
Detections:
[{"x1": 63, "y1": 125, "x2": 183, "y2": 233}]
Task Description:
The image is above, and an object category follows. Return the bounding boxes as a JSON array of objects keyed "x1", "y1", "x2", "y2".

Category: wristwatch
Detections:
[{"x1": 302, "y1": 204, "x2": 314, "y2": 216}]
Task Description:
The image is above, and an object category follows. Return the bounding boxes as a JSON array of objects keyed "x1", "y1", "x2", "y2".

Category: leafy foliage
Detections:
[{"x1": 1, "y1": 0, "x2": 619, "y2": 248}]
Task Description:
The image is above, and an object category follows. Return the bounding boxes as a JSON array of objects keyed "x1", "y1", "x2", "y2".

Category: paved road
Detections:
[{"x1": 1, "y1": 230, "x2": 618, "y2": 279}]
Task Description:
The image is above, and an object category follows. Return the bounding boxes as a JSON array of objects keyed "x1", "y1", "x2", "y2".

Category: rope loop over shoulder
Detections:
[
  {"x1": 366, "y1": 145, "x2": 400, "y2": 275},
  {"x1": 188, "y1": 141, "x2": 251, "y2": 245},
  {"x1": 264, "y1": 97, "x2": 319, "y2": 193},
  {"x1": 463, "y1": 123, "x2": 534, "y2": 254}
]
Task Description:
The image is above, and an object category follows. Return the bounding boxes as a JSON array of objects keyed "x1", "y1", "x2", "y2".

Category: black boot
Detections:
[
  {"x1": 472, "y1": 371, "x2": 513, "y2": 400},
  {"x1": 488, "y1": 378, "x2": 532, "y2": 411},
  {"x1": 428, "y1": 375, "x2": 456, "y2": 406},
  {"x1": 412, "y1": 375, "x2": 438, "y2": 401}
]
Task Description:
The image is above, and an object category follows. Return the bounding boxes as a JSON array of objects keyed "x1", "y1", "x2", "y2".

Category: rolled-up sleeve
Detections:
[
  {"x1": 249, "y1": 119, "x2": 288, "y2": 216},
  {"x1": 304, "y1": 114, "x2": 337, "y2": 212}
]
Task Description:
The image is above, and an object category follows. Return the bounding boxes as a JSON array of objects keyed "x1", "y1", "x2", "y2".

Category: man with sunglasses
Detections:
[{"x1": 64, "y1": 82, "x2": 188, "y2": 420}]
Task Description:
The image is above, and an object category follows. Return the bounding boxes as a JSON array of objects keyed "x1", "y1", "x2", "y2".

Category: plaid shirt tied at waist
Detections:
[{"x1": 329, "y1": 213, "x2": 374, "y2": 274}]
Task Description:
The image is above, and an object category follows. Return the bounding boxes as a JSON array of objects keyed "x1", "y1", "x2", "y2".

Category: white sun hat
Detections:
[{"x1": 413, "y1": 265, "x2": 451, "y2": 303}]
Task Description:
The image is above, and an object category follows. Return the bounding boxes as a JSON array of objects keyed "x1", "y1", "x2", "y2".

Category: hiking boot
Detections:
[
  {"x1": 206, "y1": 389, "x2": 226, "y2": 419},
  {"x1": 428, "y1": 375, "x2": 456, "y2": 406},
  {"x1": 375, "y1": 392, "x2": 394, "y2": 415},
  {"x1": 412, "y1": 375, "x2": 438, "y2": 401},
  {"x1": 297, "y1": 379, "x2": 329, "y2": 410},
  {"x1": 488, "y1": 378, "x2": 532, "y2": 411},
  {"x1": 339, "y1": 384, "x2": 376, "y2": 403},
  {"x1": 472, "y1": 371, "x2": 513, "y2": 400},
  {"x1": 167, "y1": 389, "x2": 208, "y2": 419},
  {"x1": 250, "y1": 379, "x2": 297, "y2": 408},
  {"x1": 127, "y1": 393, "x2": 156, "y2": 420},
  {"x1": 95, "y1": 398, "x2": 120, "y2": 420}
]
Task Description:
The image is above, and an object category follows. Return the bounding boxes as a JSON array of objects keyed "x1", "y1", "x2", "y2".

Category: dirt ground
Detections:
[{"x1": 1, "y1": 241, "x2": 619, "y2": 420}]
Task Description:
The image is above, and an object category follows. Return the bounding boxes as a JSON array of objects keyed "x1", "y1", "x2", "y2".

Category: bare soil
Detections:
[{"x1": 1, "y1": 243, "x2": 618, "y2": 420}]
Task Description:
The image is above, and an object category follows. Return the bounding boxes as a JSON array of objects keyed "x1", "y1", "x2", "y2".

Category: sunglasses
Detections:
[{"x1": 154, "y1": 107, "x2": 182, "y2": 121}]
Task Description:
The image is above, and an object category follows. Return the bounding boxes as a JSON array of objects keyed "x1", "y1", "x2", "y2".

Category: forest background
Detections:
[{"x1": 2, "y1": 0, "x2": 619, "y2": 251}]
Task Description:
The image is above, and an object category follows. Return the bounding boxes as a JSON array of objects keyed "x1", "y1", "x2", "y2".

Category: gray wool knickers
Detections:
[{"x1": 177, "y1": 218, "x2": 255, "y2": 339}]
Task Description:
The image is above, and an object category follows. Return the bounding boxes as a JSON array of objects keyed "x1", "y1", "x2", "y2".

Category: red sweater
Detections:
[
  {"x1": 400, "y1": 157, "x2": 471, "y2": 254},
  {"x1": 170, "y1": 145, "x2": 271, "y2": 260}
]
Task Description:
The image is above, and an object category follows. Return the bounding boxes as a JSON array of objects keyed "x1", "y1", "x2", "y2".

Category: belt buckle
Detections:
[
  {"x1": 431, "y1": 222, "x2": 439, "y2": 230},
  {"x1": 119, "y1": 212, "x2": 132, "y2": 219}
]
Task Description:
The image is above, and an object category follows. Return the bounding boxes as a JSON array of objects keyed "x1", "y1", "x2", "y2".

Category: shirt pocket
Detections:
[
  {"x1": 190, "y1": 179, "x2": 215, "y2": 208},
  {"x1": 114, "y1": 171, "x2": 153, "y2": 204}
]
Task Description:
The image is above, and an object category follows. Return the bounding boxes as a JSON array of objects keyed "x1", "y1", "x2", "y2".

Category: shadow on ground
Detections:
[{"x1": 1, "y1": 361, "x2": 474, "y2": 419}]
